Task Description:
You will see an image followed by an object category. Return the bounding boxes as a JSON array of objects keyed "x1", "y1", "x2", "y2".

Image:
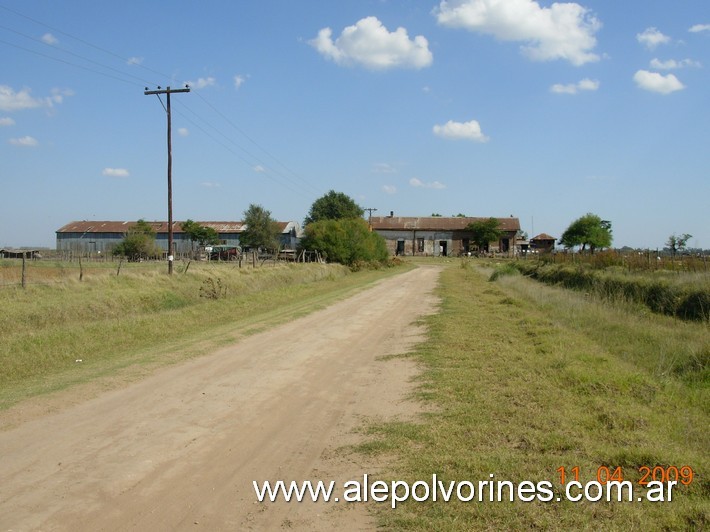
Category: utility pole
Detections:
[
  {"x1": 144, "y1": 85, "x2": 190, "y2": 274},
  {"x1": 364, "y1": 207, "x2": 378, "y2": 229}
]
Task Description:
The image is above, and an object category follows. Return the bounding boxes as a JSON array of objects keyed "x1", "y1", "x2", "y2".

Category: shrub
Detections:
[
  {"x1": 489, "y1": 263, "x2": 520, "y2": 282},
  {"x1": 300, "y1": 218, "x2": 389, "y2": 267}
]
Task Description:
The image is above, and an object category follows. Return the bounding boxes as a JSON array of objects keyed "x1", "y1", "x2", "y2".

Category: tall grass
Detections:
[
  {"x1": 534, "y1": 249, "x2": 709, "y2": 273},
  {"x1": 360, "y1": 263, "x2": 708, "y2": 529},
  {"x1": 0, "y1": 261, "x2": 406, "y2": 409},
  {"x1": 512, "y1": 261, "x2": 710, "y2": 321}
]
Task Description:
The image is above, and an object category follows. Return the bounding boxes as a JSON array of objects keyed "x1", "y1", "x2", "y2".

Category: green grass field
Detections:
[{"x1": 362, "y1": 260, "x2": 708, "y2": 529}]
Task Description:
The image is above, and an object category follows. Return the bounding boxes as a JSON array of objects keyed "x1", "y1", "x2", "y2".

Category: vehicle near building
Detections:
[{"x1": 208, "y1": 245, "x2": 241, "y2": 261}]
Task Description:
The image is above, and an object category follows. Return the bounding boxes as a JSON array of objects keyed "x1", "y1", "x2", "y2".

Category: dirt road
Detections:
[{"x1": 0, "y1": 265, "x2": 441, "y2": 531}]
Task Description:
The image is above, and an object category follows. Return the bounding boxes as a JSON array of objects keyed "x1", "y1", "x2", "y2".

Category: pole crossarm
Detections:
[{"x1": 144, "y1": 87, "x2": 191, "y2": 96}]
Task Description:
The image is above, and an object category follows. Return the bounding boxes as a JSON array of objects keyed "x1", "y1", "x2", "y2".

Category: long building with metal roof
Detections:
[
  {"x1": 56, "y1": 220, "x2": 302, "y2": 253},
  {"x1": 370, "y1": 214, "x2": 521, "y2": 256}
]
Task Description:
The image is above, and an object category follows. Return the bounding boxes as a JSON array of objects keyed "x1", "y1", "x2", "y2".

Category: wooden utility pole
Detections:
[
  {"x1": 144, "y1": 85, "x2": 190, "y2": 274},
  {"x1": 364, "y1": 207, "x2": 378, "y2": 229}
]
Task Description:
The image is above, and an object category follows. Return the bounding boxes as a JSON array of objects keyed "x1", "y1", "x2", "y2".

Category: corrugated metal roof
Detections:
[
  {"x1": 370, "y1": 216, "x2": 521, "y2": 232},
  {"x1": 56, "y1": 221, "x2": 294, "y2": 234}
]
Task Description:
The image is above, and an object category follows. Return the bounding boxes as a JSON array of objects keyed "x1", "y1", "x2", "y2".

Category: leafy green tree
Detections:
[
  {"x1": 559, "y1": 213, "x2": 612, "y2": 253},
  {"x1": 466, "y1": 217, "x2": 503, "y2": 253},
  {"x1": 113, "y1": 219, "x2": 160, "y2": 260},
  {"x1": 431, "y1": 213, "x2": 443, "y2": 217},
  {"x1": 304, "y1": 190, "x2": 364, "y2": 225},
  {"x1": 666, "y1": 233, "x2": 692, "y2": 258},
  {"x1": 181, "y1": 219, "x2": 220, "y2": 247},
  {"x1": 300, "y1": 218, "x2": 388, "y2": 266},
  {"x1": 241, "y1": 204, "x2": 281, "y2": 251}
]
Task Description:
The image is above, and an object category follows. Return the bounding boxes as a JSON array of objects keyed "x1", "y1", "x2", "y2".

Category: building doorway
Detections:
[
  {"x1": 439, "y1": 240, "x2": 447, "y2": 257},
  {"x1": 396, "y1": 239, "x2": 405, "y2": 256}
]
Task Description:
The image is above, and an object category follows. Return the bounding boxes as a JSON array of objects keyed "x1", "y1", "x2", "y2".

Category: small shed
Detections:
[
  {"x1": 0, "y1": 248, "x2": 42, "y2": 259},
  {"x1": 530, "y1": 233, "x2": 556, "y2": 253}
]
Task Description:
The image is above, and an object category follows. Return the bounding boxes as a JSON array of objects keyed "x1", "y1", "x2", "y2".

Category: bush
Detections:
[
  {"x1": 489, "y1": 263, "x2": 519, "y2": 282},
  {"x1": 300, "y1": 218, "x2": 389, "y2": 267},
  {"x1": 677, "y1": 291, "x2": 710, "y2": 322}
]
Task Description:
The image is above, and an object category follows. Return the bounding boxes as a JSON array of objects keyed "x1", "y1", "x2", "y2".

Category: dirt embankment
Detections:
[{"x1": 0, "y1": 265, "x2": 441, "y2": 531}]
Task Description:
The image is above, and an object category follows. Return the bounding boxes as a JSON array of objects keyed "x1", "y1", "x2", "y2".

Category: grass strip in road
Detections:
[{"x1": 362, "y1": 262, "x2": 708, "y2": 530}]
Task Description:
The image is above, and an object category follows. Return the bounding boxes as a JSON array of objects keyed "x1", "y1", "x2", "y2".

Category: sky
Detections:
[{"x1": 1, "y1": 0, "x2": 708, "y2": 250}]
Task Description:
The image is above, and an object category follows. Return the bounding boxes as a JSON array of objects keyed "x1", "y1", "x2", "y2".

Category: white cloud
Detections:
[
  {"x1": 0, "y1": 117, "x2": 15, "y2": 126},
  {"x1": 636, "y1": 27, "x2": 671, "y2": 49},
  {"x1": 372, "y1": 162, "x2": 397, "y2": 174},
  {"x1": 650, "y1": 58, "x2": 701, "y2": 70},
  {"x1": 550, "y1": 78, "x2": 600, "y2": 94},
  {"x1": 310, "y1": 16, "x2": 433, "y2": 70},
  {"x1": 9, "y1": 136, "x2": 38, "y2": 147},
  {"x1": 48, "y1": 88, "x2": 74, "y2": 105},
  {"x1": 102, "y1": 167, "x2": 130, "y2": 178},
  {"x1": 0, "y1": 86, "x2": 42, "y2": 111},
  {"x1": 127, "y1": 56, "x2": 144, "y2": 65},
  {"x1": 185, "y1": 77, "x2": 216, "y2": 89},
  {"x1": 409, "y1": 177, "x2": 446, "y2": 189},
  {"x1": 689, "y1": 24, "x2": 710, "y2": 33},
  {"x1": 433, "y1": 0, "x2": 601, "y2": 66},
  {"x1": 433, "y1": 119, "x2": 489, "y2": 142},
  {"x1": 382, "y1": 185, "x2": 397, "y2": 194},
  {"x1": 234, "y1": 75, "x2": 246, "y2": 89},
  {"x1": 0, "y1": 85, "x2": 73, "y2": 111},
  {"x1": 633, "y1": 70, "x2": 685, "y2": 94},
  {"x1": 253, "y1": 165, "x2": 266, "y2": 173},
  {"x1": 41, "y1": 33, "x2": 58, "y2": 45},
  {"x1": 177, "y1": 127, "x2": 189, "y2": 137},
  {"x1": 200, "y1": 181, "x2": 221, "y2": 188}
]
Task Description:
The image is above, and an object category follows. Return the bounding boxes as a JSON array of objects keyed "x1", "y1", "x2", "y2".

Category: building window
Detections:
[{"x1": 417, "y1": 238, "x2": 424, "y2": 253}]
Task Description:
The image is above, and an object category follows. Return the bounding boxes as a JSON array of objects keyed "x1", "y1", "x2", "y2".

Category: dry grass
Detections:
[
  {"x1": 0, "y1": 260, "x2": 408, "y2": 409},
  {"x1": 360, "y1": 261, "x2": 708, "y2": 529}
]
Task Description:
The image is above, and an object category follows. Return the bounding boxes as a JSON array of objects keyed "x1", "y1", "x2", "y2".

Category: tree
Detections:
[
  {"x1": 300, "y1": 218, "x2": 388, "y2": 266},
  {"x1": 466, "y1": 217, "x2": 502, "y2": 253},
  {"x1": 559, "y1": 213, "x2": 612, "y2": 253},
  {"x1": 181, "y1": 219, "x2": 220, "y2": 247},
  {"x1": 241, "y1": 204, "x2": 281, "y2": 251},
  {"x1": 113, "y1": 219, "x2": 160, "y2": 260},
  {"x1": 304, "y1": 190, "x2": 364, "y2": 225},
  {"x1": 431, "y1": 213, "x2": 443, "y2": 217},
  {"x1": 666, "y1": 233, "x2": 692, "y2": 258}
]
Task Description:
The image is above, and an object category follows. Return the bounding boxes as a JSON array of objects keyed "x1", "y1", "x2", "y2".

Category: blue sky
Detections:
[{"x1": 1, "y1": 0, "x2": 708, "y2": 249}]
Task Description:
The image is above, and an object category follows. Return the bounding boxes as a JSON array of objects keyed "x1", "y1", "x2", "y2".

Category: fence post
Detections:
[{"x1": 21, "y1": 252, "x2": 27, "y2": 288}]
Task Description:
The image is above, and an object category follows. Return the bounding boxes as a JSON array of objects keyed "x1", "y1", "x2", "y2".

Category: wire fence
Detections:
[{"x1": 0, "y1": 250, "x2": 325, "y2": 289}]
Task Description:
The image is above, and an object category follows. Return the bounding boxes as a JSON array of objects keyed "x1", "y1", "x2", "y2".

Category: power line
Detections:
[
  {"x1": 0, "y1": 23, "x2": 156, "y2": 86},
  {"x1": 0, "y1": 37, "x2": 140, "y2": 86},
  {"x1": 176, "y1": 98, "x2": 320, "y2": 197},
  {"x1": 192, "y1": 91, "x2": 321, "y2": 194},
  {"x1": 1, "y1": 2, "x2": 323, "y2": 201},
  {"x1": 0, "y1": 2, "x2": 172, "y2": 84},
  {"x1": 170, "y1": 103, "x2": 311, "y2": 199}
]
